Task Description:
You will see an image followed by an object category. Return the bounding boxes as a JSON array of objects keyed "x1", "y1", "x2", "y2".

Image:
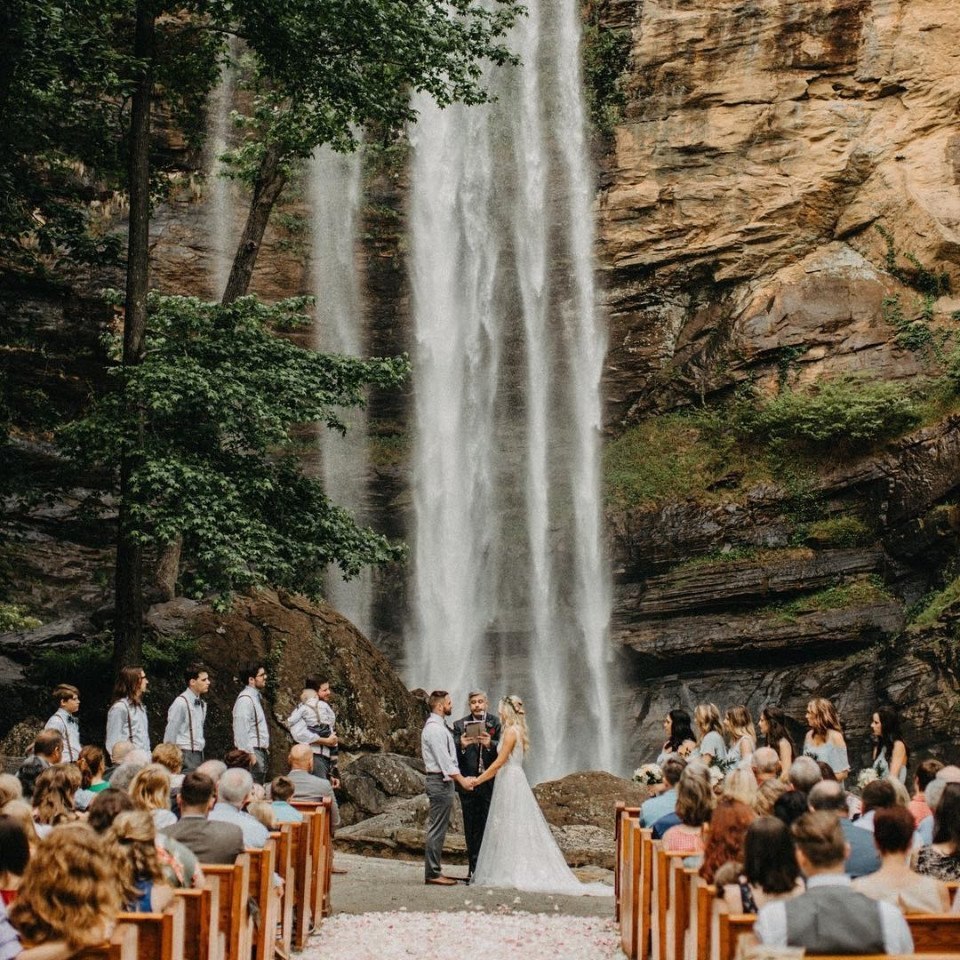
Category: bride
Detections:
[{"x1": 469, "y1": 695, "x2": 610, "y2": 896}]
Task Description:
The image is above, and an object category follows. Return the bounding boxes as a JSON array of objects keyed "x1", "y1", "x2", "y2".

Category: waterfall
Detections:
[
  {"x1": 407, "y1": 0, "x2": 618, "y2": 780},
  {"x1": 308, "y1": 145, "x2": 373, "y2": 635}
]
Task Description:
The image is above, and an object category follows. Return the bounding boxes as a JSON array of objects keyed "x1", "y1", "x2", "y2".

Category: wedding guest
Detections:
[
  {"x1": 106, "y1": 810, "x2": 175, "y2": 912},
  {"x1": 751, "y1": 747, "x2": 781, "y2": 785},
  {"x1": 870, "y1": 706, "x2": 908, "y2": 783},
  {"x1": 43, "y1": 684, "x2": 81, "y2": 763},
  {"x1": 86, "y1": 788, "x2": 135, "y2": 833},
  {"x1": 0, "y1": 817, "x2": 28, "y2": 905},
  {"x1": 16, "y1": 731, "x2": 62, "y2": 800},
  {"x1": 151, "y1": 743, "x2": 185, "y2": 794},
  {"x1": 232, "y1": 663, "x2": 270, "y2": 784},
  {"x1": 0, "y1": 777, "x2": 21, "y2": 808},
  {"x1": 773, "y1": 790, "x2": 808, "y2": 827},
  {"x1": 754, "y1": 812, "x2": 913, "y2": 953},
  {"x1": 162, "y1": 663, "x2": 210, "y2": 773},
  {"x1": 9, "y1": 824, "x2": 122, "y2": 956},
  {"x1": 802, "y1": 697, "x2": 849, "y2": 782},
  {"x1": 910, "y1": 759, "x2": 944, "y2": 826},
  {"x1": 31, "y1": 767, "x2": 79, "y2": 835},
  {"x1": 700, "y1": 799, "x2": 755, "y2": 884},
  {"x1": 209, "y1": 768, "x2": 269, "y2": 848},
  {"x1": 224, "y1": 748, "x2": 255, "y2": 771},
  {"x1": 754, "y1": 777, "x2": 788, "y2": 817},
  {"x1": 692, "y1": 704, "x2": 727, "y2": 765},
  {"x1": 722, "y1": 768, "x2": 758, "y2": 807},
  {"x1": 130, "y1": 764, "x2": 178, "y2": 830},
  {"x1": 77, "y1": 745, "x2": 108, "y2": 794},
  {"x1": 787, "y1": 755, "x2": 822, "y2": 794},
  {"x1": 640, "y1": 757, "x2": 684, "y2": 827},
  {"x1": 656, "y1": 710, "x2": 696, "y2": 764},
  {"x1": 285, "y1": 744, "x2": 340, "y2": 826},
  {"x1": 103, "y1": 740, "x2": 134, "y2": 782},
  {"x1": 268, "y1": 777, "x2": 304, "y2": 824},
  {"x1": 246, "y1": 800, "x2": 277, "y2": 831},
  {"x1": 759, "y1": 706, "x2": 795, "y2": 776},
  {"x1": 915, "y1": 782, "x2": 960, "y2": 881},
  {"x1": 853, "y1": 806, "x2": 950, "y2": 913},
  {"x1": 0, "y1": 804, "x2": 38, "y2": 855},
  {"x1": 662, "y1": 763, "x2": 714, "y2": 857},
  {"x1": 163, "y1": 772, "x2": 244, "y2": 865},
  {"x1": 723, "y1": 706, "x2": 756, "y2": 766},
  {"x1": 722, "y1": 816, "x2": 803, "y2": 913},
  {"x1": 287, "y1": 676, "x2": 339, "y2": 780},
  {"x1": 105, "y1": 666, "x2": 151, "y2": 755},
  {"x1": 108, "y1": 753, "x2": 149, "y2": 794},
  {"x1": 196, "y1": 759, "x2": 227, "y2": 784},
  {"x1": 917, "y1": 771, "x2": 960, "y2": 845},
  {"x1": 808, "y1": 779, "x2": 879, "y2": 878}
]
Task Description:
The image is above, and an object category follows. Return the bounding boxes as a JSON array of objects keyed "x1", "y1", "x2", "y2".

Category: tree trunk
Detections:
[
  {"x1": 153, "y1": 536, "x2": 183, "y2": 601},
  {"x1": 221, "y1": 142, "x2": 287, "y2": 303},
  {"x1": 114, "y1": 0, "x2": 156, "y2": 672}
]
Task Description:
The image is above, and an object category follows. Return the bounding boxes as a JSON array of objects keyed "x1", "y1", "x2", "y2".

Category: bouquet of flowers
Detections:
[
  {"x1": 632, "y1": 763, "x2": 664, "y2": 786},
  {"x1": 708, "y1": 765, "x2": 726, "y2": 789},
  {"x1": 856, "y1": 767, "x2": 879, "y2": 791}
]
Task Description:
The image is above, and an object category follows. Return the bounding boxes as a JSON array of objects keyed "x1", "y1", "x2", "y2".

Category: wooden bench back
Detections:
[
  {"x1": 716, "y1": 911, "x2": 752, "y2": 960},
  {"x1": 272, "y1": 825, "x2": 296, "y2": 958},
  {"x1": 116, "y1": 895, "x2": 186, "y2": 960},
  {"x1": 246, "y1": 839, "x2": 278, "y2": 960},
  {"x1": 618, "y1": 817, "x2": 642, "y2": 958},
  {"x1": 907, "y1": 913, "x2": 960, "y2": 952},
  {"x1": 172, "y1": 883, "x2": 218, "y2": 960},
  {"x1": 71, "y1": 924, "x2": 139, "y2": 960},
  {"x1": 616, "y1": 803, "x2": 641, "y2": 923},
  {"x1": 200, "y1": 854, "x2": 253, "y2": 960}
]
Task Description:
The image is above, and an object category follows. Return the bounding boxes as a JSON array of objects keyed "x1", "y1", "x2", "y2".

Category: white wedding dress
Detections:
[{"x1": 470, "y1": 735, "x2": 611, "y2": 896}]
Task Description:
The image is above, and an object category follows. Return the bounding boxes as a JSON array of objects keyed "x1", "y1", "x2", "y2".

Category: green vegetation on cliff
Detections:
[{"x1": 909, "y1": 576, "x2": 960, "y2": 628}]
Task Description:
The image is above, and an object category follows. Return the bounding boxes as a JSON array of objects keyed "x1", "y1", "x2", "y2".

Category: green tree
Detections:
[{"x1": 61, "y1": 293, "x2": 408, "y2": 602}]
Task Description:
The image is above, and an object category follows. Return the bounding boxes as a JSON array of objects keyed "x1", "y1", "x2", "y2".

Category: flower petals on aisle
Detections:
[{"x1": 303, "y1": 911, "x2": 621, "y2": 959}]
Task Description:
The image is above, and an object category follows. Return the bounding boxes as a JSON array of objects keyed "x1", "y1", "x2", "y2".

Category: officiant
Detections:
[{"x1": 454, "y1": 690, "x2": 501, "y2": 880}]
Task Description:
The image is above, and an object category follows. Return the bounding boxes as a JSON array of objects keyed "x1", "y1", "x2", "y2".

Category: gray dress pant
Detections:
[{"x1": 424, "y1": 774, "x2": 455, "y2": 879}]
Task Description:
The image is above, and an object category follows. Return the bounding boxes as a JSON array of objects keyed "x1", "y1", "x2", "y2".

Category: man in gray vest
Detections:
[{"x1": 754, "y1": 811, "x2": 913, "y2": 954}]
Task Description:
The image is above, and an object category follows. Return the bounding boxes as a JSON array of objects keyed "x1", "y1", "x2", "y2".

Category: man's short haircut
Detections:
[
  {"x1": 33, "y1": 729, "x2": 63, "y2": 759},
  {"x1": 52, "y1": 683, "x2": 79, "y2": 705},
  {"x1": 792, "y1": 810, "x2": 846, "y2": 867},
  {"x1": 271, "y1": 776, "x2": 295, "y2": 802},
  {"x1": 180, "y1": 772, "x2": 216, "y2": 808},
  {"x1": 304, "y1": 677, "x2": 328, "y2": 692},
  {"x1": 788, "y1": 756, "x2": 822, "y2": 793},
  {"x1": 773, "y1": 790, "x2": 809, "y2": 826},
  {"x1": 243, "y1": 663, "x2": 266, "y2": 685},
  {"x1": 219, "y1": 767, "x2": 253, "y2": 807},
  {"x1": 662, "y1": 756, "x2": 686, "y2": 787},
  {"x1": 428, "y1": 690, "x2": 449, "y2": 710},
  {"x1": 916, "y1": 758, "x2": 944, "y2": 791},
  {"x1": 467, "y1": 690, "x2": 487, "y2": 701},
  {"x1": 873, "y1": 806, "x2": 916, "y2": 854},
  {"x1": 184, "y1": 663, "x2": 209, "y2": 685},
  {"x1": 862, "y1": 778, "x2": 897, "y2": 815},
  {"x1": 752, "y1": 747, "x2": 781, "y2": 776},
  {"x1": 807, "y1": 779, "x2": 847, "y2": 813},
  {"x1": 111, "y1": 740, "x2": 134, "y2": 765},
  {"x1": 196, "y1": 759, "x2": 226, "y2": 783}
]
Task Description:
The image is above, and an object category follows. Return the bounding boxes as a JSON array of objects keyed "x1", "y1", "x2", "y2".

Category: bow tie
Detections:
[{"x1": 68, "y1": 716, "x2": 78, "y2": 725}]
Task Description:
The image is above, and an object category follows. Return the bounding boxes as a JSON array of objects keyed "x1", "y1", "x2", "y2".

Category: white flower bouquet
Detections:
[
  {"x1": 632, "y1": 763, "x2": 664, "y2": 786},
  {"x1": 708, "y1": 765, "x2": 725, "y2": 788},
  {"x1": 856, "y1": 767, "x2": 879, "y2": 791}
]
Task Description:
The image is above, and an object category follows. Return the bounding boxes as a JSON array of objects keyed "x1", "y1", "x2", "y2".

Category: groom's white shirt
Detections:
[{"x1": 422, "y1": 714, "x2": 460, "y2": 781}]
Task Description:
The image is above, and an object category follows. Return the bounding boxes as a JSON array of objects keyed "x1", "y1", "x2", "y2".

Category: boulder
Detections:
[{"x1": 337, "y1": 753, "x2": 427, "y2": 824}]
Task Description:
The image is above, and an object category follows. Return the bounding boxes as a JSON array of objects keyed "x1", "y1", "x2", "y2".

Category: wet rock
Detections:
[
  {"x1": 532, "y1": 771, "x2": 646, "y2": 828},
  {"x1": 338, "y1": 753, "x2": 427, "y2": 822}
]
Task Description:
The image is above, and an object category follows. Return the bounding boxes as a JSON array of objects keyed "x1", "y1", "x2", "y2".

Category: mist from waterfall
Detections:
[
  {"x1": 407, "y1": 0, "x2": 618, "y2": 781},
  {"x1": 308, "y1": 145, "x2": 373, "y2": 636}
]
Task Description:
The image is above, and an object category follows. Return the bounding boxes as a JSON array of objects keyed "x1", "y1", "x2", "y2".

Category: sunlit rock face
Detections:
[{"x1": 598, "y1": 0, "x2": 960, "y2": 419}]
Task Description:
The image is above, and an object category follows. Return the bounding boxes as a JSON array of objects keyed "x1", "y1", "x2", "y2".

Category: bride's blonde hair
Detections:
[{"x1": 499, "y1": 695, "x2": 530, "y2": 754}]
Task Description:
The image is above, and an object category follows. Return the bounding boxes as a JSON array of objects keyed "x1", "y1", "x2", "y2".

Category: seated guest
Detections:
[
  {"x1": 108, "y1": 752, "x2": 150, "y2": 794},
  {"x1": 787, "y1": 756, "x2": 822, "y2": 794},
  {"x1": 722, "y1": 815, "x2": 803, "y2": 913},
  {"x1": 910, "y1": 758, "x2": 944, "y2": 826},
  {"x1": 662, "y1": 762, "x2": 714, "y2": 857},
  {"x1": 164, "y1": 771, "x2": 244, "y2": 864},
  {"x1": 699, "y1": 799, "x2": 755, "y2": 885},
  {"x1": 918, "y1": 766, "x2": 960, "y2": 844},
  {"x1": 103, "y1": 740, "x2": 134, "y2": 782},
  {"x1": 0, "y1": 817, "x2": 28, "y2": 905},
  {"x1": 224, "y1": 748, "x2": 256, "y2": 771},
  {"x1": 9, "y1": 824, "x2": 122, "y2": 957},
  {"x1": 853, "y1": 806, "x2": 950, "y2": 913},
  {"x1": 129, "y1": 764, "x2": 177, "y2": 829},
  {"x1": 751, "y1": 747, "x2": 781, "y2": 785},
  {"x1": 31, "y1": 767, "x2": 79, "y2": 836},
  {"x1": 209, "y1": 768, "x2": 270, "y2": 848},
  {"x1": 106, "y1": 810, "x2": 175, "y2": 912},
  {"x1": 772, "y1": 790, "x2": 808, "y2": 827},
  {"x1": 855, "y1": 779, "x2": 922, "y2": 852},
  {"x1": 0, "y1": 777, "x2": 21, "y2": 808},
  {"x1": 246, "y1": 801, "x2": 277, "y2": 831},
  {"x1": 286, "y1": 744, "x2": 341, "y2": 827},
  {"x1": 86, "y1": 787, "x2": 136, "y2": 834},
  {"x1": 640, "y1": 757, "x2": 684, "y2": 827},
  {"x1": 915, "y1": 782, "x2": 960, "y2": 881},
  {"x1": 77, "y1": 745, "x2": 108, "y2": 795},
  {"x1": 16, "y1": 731, "x2": 63, "y2": 799},
  {"x1": 0, "y1": 803, "x2": 38, "y2": 856},
  {"x1": 754, "y1": 778, "x2": 788, "y2": 817},
  {"x1": 196, "y1": 759, "x2": 227, "y2": 784},
  {"x1": 754, "y1": 811, "x2": 913, "y2": 954},
  {"x1": 722, "y1": 768, "x2": 758, "y2": 807},
  {"x1": 269, "y1": 777, "x2": 304, "y2": 824},
  {"x1": 151, "y1": 743, "x2": 185, "y2": 790},
  {"x1": 808, "y1": 779, "x2": 879, "y2": 878}
]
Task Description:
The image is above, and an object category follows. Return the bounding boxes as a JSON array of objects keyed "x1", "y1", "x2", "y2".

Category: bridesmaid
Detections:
[
  {"x1": 759, "y1": 706, "x2": 795, "y2": 778},
  {"x1": 724, "y1": 706, "x2": 756, "y2": 766},
  {"x1": 803, "y1": 697, "x2": 849, "y2": 782},
  {"x1": 657, "y1": 709, "x2": 697, "y2": 765},
  {"x1": 871, "y1": 706, "x2": 908, "y2": 783},
  {"x1": 692, "y1": 704, "x2": 727, "y2": 766}
]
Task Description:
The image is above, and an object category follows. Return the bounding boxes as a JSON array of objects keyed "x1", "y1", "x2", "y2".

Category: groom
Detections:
[{"x1": 453, "y1": 690, "x2": 501, "y2": 880}]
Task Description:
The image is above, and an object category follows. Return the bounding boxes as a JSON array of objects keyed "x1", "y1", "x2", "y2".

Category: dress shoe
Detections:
[{"x1": 424, "y1": 876, "x2": 458, "y2": 886}]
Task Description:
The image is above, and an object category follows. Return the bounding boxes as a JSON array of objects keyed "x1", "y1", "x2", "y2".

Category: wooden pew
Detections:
[
  {"x1": 173, "y1": 882, "x2": 220, "y2": 960},
  {"x1": 694, "y1": 879, "x2": 714, "y2": 960},
  {"x1": 272, "y1": 825, "x2": 296, "y2": 960},
  {"x1": 907, "y1": 913, "x2": 960, "y2": 953},
  {"x1": 289, "y1": 816, "x2": 314, "y2": 950},
  {"x1": 247, "y1": 839, "x2": 279, "y2": 960},
  {"x1": 116, "y1": 895, "x2": 186, "y2": 960},
  {"x1": 201, "y1": 855, "x2": 253, "y2": 960},
  {"x1": 290, "y1": 798, "x2": 334, "y2": 925},
  {"x1": 639, "y1": 829, "x2": 654, "y2": 960},
  {"x1": 615, "y1": 803, "x2": 641, "y2": 923},
  {"x1": 619, "y1": 818, "x2": 642, "y2": 959},
  {"x1": 72, "y1": 924, "x2": 139, "y2": 960},
  {"x1": 651, "y1": 845, "x2": 688, "y2": 960},
  {"x1": 717, "y1": 911, "x2": 753, "y2": 960}
]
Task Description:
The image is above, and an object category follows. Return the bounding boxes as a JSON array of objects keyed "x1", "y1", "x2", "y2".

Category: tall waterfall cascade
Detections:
[
  {"x1": 308, "y1": 146, "x2": 373, "y2": 636},
  {"x1": 407, "y1": 0, "x2": 618, "y2": 781}
]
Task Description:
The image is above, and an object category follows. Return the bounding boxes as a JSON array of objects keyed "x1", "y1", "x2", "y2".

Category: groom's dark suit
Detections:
[{"x1": 453, "y1": 711, "x2": 501, "y2": 877}]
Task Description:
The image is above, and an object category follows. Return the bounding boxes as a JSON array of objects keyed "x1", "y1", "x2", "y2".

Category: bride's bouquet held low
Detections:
[{"x1": 632, "y1": 763, "x2": 664, "y2": 786}]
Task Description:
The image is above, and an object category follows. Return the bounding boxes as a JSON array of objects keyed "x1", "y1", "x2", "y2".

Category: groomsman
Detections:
[
  {"x1": 421, "y1": 690, "x2": 474, "y2": 885},
  {"x1": 106, "y1": 666, "x2": 151, "y2": 755},
  {"x1": 44, "y1": 684, "x2": 82, "y2": 762},
  {"x1": 453, "y1": 690, "x2": 501, "y2": 880},
  {"x1": 233, "y1": 663, "x2": 270, "y2": 782},
  {"x1": 163, "y1": 663, "x2": 211, "y2": 772}
]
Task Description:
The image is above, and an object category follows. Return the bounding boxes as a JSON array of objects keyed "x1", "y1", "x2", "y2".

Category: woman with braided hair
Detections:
[{"x1": 469, "y1": 695, "x2": 610, "y2": 895}]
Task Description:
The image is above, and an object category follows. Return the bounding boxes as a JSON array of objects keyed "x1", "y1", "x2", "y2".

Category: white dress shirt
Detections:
[
  {"x1": 421, "y1": 714, "x2": 459, "y2": 779},
  {"x1": 105, "y1": 698, "x2": 150, "y2": 755},
  {"x1": 163, "y1": 689, "x2": 207, "y2": 752},
  {"x1": 45, "y1": 708, "x2": 81, "y2": 761},
  {"x1": 233, "y1": 687, "x2": 270, "y2": 752},
  {"x1": 754, "y1": 874, "x2": 914, "y2": 954},
  {"x1": 287, "y1": 697, "x2": 336, "y2": 756}
]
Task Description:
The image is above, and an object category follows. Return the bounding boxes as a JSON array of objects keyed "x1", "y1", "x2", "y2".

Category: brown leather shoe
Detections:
[{"x1": 424, "y1": 876, "x2": 458, "y2": 886}]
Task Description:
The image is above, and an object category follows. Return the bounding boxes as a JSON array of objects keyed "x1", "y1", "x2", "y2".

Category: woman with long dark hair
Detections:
[
  {"x1": 759, "y1": 706, "x2": 795, "y2": 777},
  {"x1": 915, "y1": 782, "x2": 960, "y2": 881},
  {"x1": 870, "y1": 706, "x2": 908, "y2": 784},
  {"x1": 657, "y1": 709, "x2": 697, "y2": 764},
  {"x1": 721, "y1": 816, "x2": 803, "y2": 912}
]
